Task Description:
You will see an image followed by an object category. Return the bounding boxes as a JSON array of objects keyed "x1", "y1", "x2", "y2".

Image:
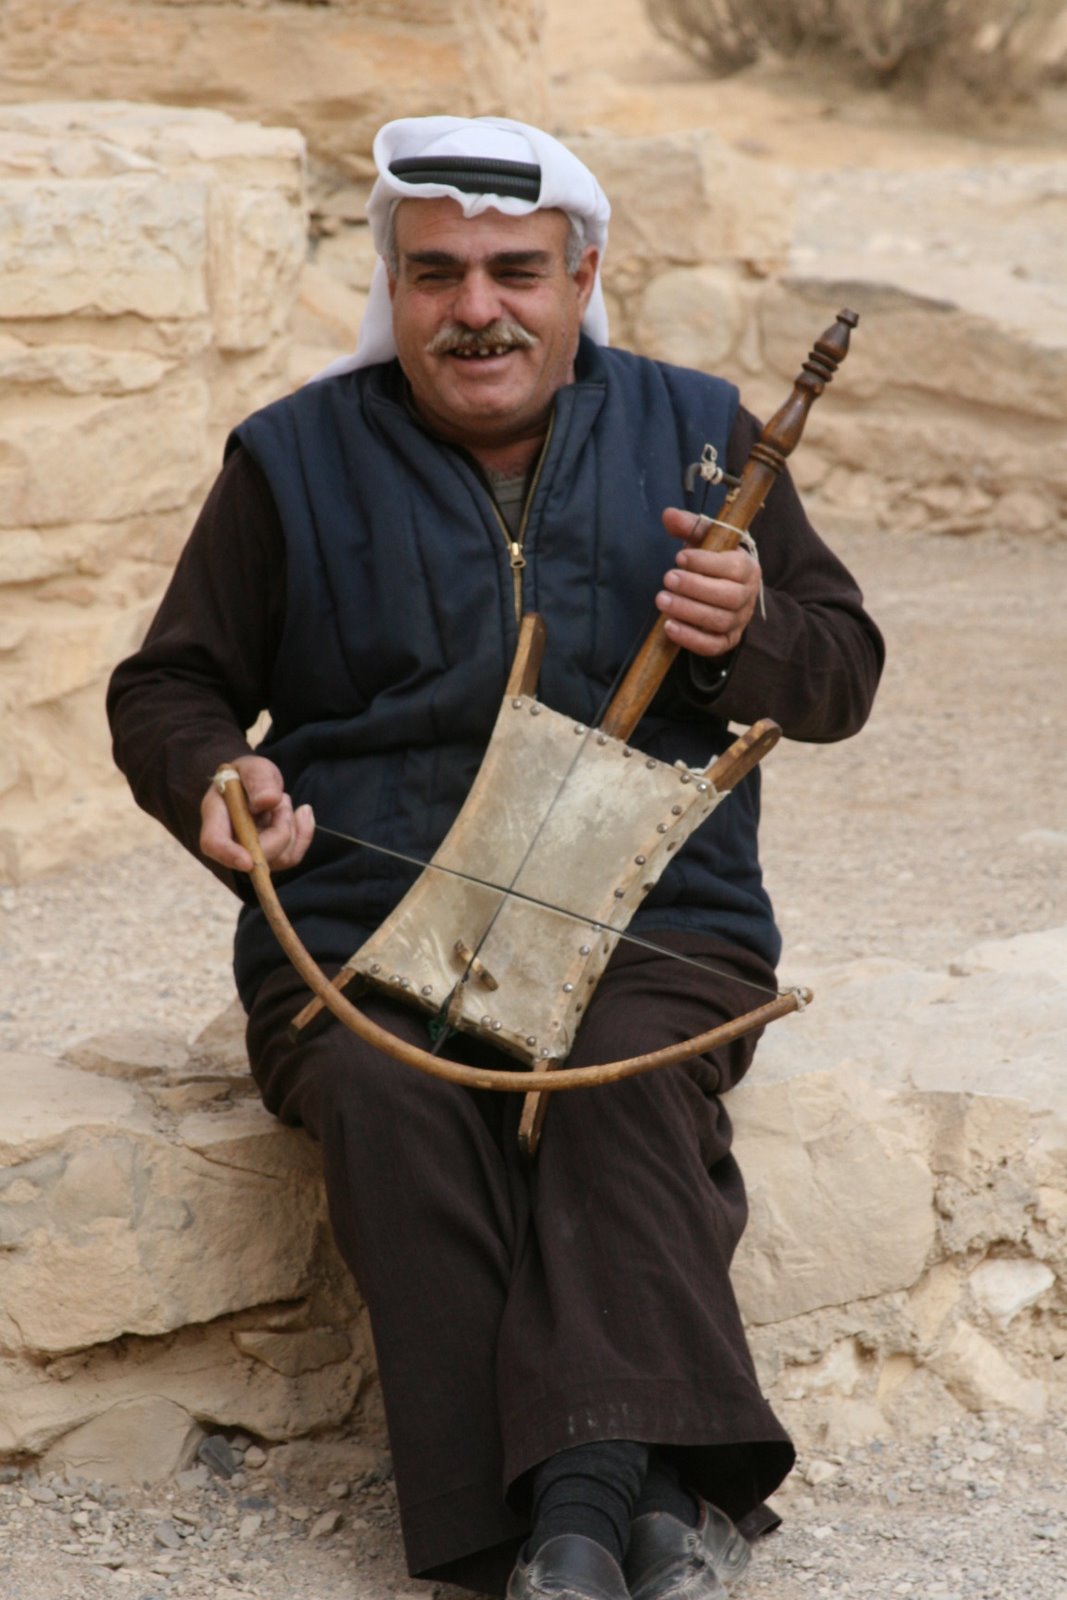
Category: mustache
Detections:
[{"x1": 428, "y1": 319, "x2": 538, "y2": 357}]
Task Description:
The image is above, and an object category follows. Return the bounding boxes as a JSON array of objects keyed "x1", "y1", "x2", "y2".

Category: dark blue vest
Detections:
[{"x1": 229, "y1": 339, "x2": 779, "y2": 1005}]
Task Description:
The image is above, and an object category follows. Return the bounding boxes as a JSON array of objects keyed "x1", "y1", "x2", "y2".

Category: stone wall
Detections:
[
  {"x1": 564, "y1": 136, "x2": 1067, "y2": 546},
  {"x1": 0, "y1": 103, "x2": 306, "y2": 881},
  {"x1": 2, "y1": 926, "x2": 1063, "y2": 1484},
  {"x1": 0, "y1": 0, "x2": 547, "y2": 182}
]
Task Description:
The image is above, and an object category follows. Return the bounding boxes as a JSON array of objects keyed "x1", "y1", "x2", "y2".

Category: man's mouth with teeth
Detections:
[
  {"x1": 429, "y1": 320, "x2": 538, "y2": 362},
  {"x1": 454, "y1": 345, "x2": 516, "y2": 360}
]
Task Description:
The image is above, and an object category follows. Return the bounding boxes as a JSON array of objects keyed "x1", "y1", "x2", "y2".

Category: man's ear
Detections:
[{"x1": 573, "y1": 246, "x2": 599, "y2": 315}]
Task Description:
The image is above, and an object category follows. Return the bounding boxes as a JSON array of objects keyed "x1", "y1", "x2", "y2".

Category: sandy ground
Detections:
[{"x1": 2, "y1": 4, "x2": 1066, "y2": 1598}]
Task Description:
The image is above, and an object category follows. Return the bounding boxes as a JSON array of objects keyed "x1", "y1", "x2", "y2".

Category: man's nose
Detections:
[{"x1": 451, "y1": 269, "x2": 501, "y2": 328}]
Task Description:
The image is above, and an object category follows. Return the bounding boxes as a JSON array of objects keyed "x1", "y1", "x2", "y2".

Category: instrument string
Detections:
[{"x1": 314, "y1": 821, "x2": 786, "y2": 1004}]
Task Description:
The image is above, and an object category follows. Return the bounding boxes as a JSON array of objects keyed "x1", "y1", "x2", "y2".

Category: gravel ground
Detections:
[
  {"x1": 0, "y1": 1413, "x2": 1064, "y2": 1600},
  {"x1": 3, "y1": 523, "x2": 1066, "y2": 1598}
]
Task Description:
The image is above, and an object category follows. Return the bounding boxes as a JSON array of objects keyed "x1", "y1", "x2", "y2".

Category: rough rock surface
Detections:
[
  {"x1": 0, "y1": 0, "x2": 546, "y2": 181},
  {"x1": 0, "y1": 103, "x2": 306, "y2": 882},
  {"x1": 2, "y1": 922, "x2": 1063, "y2": 1481},
  {"x1": 0, "y1": 1015, "x2": 369, "y2": 1476}
]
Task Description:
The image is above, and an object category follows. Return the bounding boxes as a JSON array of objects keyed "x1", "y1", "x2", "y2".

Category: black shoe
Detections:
[
  {"x1": 507, "y1": 1534, "x2": 632, "y2": 1600},
  {"x1": 625, "y1": 1500, "x2": 750, "y2": 1600}
]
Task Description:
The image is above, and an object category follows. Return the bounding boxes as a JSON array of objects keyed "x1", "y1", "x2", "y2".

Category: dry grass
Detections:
[{"x1": 643, "y1": 0, "x2": 1066, "y2": 101}]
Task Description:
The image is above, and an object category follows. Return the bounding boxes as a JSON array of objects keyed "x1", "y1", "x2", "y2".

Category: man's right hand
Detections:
[{"x1": 200, "y1": 754, "x2": 315, "y2": 874}]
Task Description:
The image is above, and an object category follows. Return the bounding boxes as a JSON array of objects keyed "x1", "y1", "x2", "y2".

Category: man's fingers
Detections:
[
  {"x1": 662, "y1": 505, "x2": 712, "y2": 543},
  {"x1": 199, "y1": 756, "x2": 314, "y2": 874},
  {"x1": 658, "y1": 606, "x2": 745, "y2": 657},
  {"x1": 655, "y1": 536, "x2": 761, "y2": 657},
  {"x1": 200, "y1": 788, "x2": 255, "y2": 873},
  {"x1": 663, "y1": 566, "x2": 753, "y2": 615}
]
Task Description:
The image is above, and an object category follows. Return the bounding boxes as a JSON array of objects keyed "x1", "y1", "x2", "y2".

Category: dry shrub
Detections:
[{"x1": 644, "y1": 0, "x2": 1066, "y2": 100}]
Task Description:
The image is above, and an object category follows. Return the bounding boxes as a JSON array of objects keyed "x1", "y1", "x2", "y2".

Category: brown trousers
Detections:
[{"x1": 246, "y1": 931, "x2": 794, "y2": 1595}]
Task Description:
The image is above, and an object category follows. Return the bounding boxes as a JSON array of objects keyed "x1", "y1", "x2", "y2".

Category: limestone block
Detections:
[
  {"x1": 0, "y1": 3, "x2": 547, "y2": 176},
  {"x1": 730, "y1": 1067, "x2": 936, "y2": 1324},
  {"x1": 13, "y1": 608, "x2": 146, "y2": 709},
  {"x1": 567, "y1": 130, "x2": 792, "y2": 284},
  {"x1": 0, "y1": 1054, "x2": 140, "y2": 1164},
  {"x1": 0, "y1": 530, "x2": 65, "y2": 584},
  {"x1": 755, "y1": 944, "x2": 1067, "y2": 1137},
  {"x1": 967, "y1": 1258, "x2": 1057, "y2": 1327},
  {"x1": 930, "y1": 1321, "x2": 1047, "y2": 1418},
  {"x1": 0, "y1": 1055, "x2": 326, "y2": 1352},
  {"x1": 0, "y1": 103, "x2": 305, "y2": 882},
  {"x1": 0, "y1": 334, "x2": 175, "y2": 395},
  {"x1": 314, "y1": 225, "x2": 380, "y2": 296},
  {"x1": 0, "y1": 1021, "x2": 368, "y2": 1466},
  {"x1": 64, "y1": 1029, "x2": 192, "y2": 1081},
  {"x1": 1, "y1": 1311, "x2": 365, "y2": 1462},
  {"x1": 233, "y1": 1328, "x2": 352, "y2": 1378},
  {"x1": 292, "y1": 260, "x2": 368, "y2": 355},
  {"x1": 758, "y1": 161, "x2": 1067, "y2": 523},
  {"x1": 906, "y1": 1261, "x2": 964, "y2": 1348},
  {"x1": 0, "y1": 176, "x2": 209, "y2": 321},
  {"x1": 635, "y1": 266, "x2": 745, "y2": 372},
  {"x1": 734, "y1": 927, "x2": 1067, "y2": 1441},
  {"x1": 0, "y1": 377, "x2": 212, "y2": 528},
  {"x1": 41, "y1": 1396, "x2": 204, "y2": 1488},
  {"x1": 208, "y1": 184, "x2": 307, "y2": 352},
  {"x1": 789, "y1": 162, "x2": 1067, "y2": 340}
]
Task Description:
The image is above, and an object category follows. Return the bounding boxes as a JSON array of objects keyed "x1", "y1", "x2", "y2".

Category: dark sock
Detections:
[
  {"x1": 634, "y1": 1453, "x2": 700, "y2": 1527},
  {"x1": 529, "y1": 1440, "x2": 649, "y2": 1566}
]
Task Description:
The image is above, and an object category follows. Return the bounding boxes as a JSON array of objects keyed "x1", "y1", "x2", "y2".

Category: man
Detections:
[{"x1": 108, "y1": 116, "x2": 883, "y2": 1600}]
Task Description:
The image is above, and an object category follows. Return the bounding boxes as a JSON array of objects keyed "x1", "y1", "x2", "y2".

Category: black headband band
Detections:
[{"x1": 388, "y1": 156, "x2": 542, "y2": 203}]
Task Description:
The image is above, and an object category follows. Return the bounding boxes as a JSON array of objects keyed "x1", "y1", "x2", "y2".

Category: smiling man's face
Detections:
[{"x1": 388, "y1": 197, "x2": 598, "y2": 463}]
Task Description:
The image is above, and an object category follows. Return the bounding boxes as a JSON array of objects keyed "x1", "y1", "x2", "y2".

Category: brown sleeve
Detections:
[
  {"x1": 682, "y1": 407, "x2": 885, "y2": 742},
  {"x1": 106, "y1": 446, "x2": 286, "y2": 887}
]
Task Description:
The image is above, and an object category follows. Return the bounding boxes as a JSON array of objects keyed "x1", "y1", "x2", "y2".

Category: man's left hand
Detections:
[{"x1": 655, "y1": 506, "x2": 761, "y2": 658}]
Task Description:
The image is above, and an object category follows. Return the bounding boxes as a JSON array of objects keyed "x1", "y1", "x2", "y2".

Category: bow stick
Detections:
[
  {"x1": 218, "y1": 307, "x2": 858, "y2": 1154},
  {"x1": 217, "y1": 761, "x2": 808, "y2": 1088}
]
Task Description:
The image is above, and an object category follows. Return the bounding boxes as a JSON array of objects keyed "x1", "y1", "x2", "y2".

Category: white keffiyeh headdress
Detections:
[{"x1": 311, "y1": 115, "x2": 612, "y2": 381}]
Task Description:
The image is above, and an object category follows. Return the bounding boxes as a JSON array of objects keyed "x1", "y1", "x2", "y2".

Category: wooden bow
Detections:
[{"x1": 220, "y1": 308, "x2": 858, "y2": 1154}]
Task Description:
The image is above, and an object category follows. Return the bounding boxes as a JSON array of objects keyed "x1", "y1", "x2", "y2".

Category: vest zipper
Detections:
[{"x1": 485, "y1": 412, "x2": 556, "y2": 623}]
